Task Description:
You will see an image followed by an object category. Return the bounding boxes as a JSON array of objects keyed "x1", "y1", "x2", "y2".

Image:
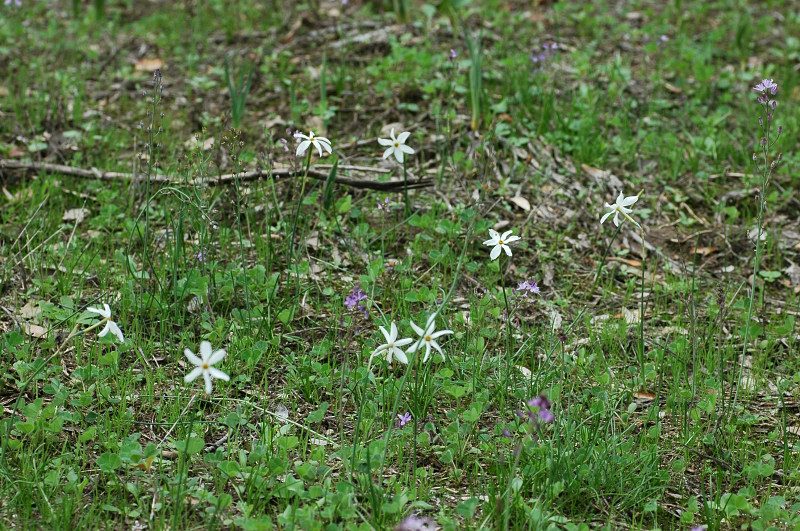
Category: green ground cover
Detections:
[{"x1": 1, "y1": 0, "x2": 799, "y2": 529}]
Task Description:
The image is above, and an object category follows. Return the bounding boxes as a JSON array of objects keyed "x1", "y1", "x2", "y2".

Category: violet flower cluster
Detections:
[
  {"x1": 344, "y1": 285, "x2": 368, "y2": 317},
  {"x1": 752, "y1": 78, "x2": 783, "y2": 167},
  {"x1": 515, "y1": 279, "x2": 540, "y2": 300},
  {"x1": 515, "y1": 394, "x2": 554, "y2": 442},
  {"x1": 530, "y1": 41, "x2": 558, "y2": 72}
]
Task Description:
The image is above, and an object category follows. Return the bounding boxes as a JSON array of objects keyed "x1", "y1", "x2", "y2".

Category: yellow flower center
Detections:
[
  {"x1": 425, "y1": 335, "x2": 431, "y2": 342},
  {"x1": 202, "y1": 363, "x2": 209, "y2": 369},
  {"x1": 394, "y1": 142, "x2": 399, "y2": 147},
  {"x1": 498, "y1": 240, "x2": 504, "y2": 245}
]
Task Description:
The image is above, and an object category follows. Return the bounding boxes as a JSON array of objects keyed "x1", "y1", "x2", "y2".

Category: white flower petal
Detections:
[
  {"x1": 312, "y1": 139, "x2": 324, "y2": 157},
  {"x1": 504, "y1": 235, "x2": 521, "y2": 243},
  {"x1": 203, "y1": 372, "x2": 213, "y2": 394},
  {"x1": 397, "y1": 131, "x2": 411, "y2": 144},
  {"x1": 184, "y1": 367, "x2": 203, "y2": 383},
  {"x1": 613, "y1": 213, "x2": 621, "y2": 227},
  {"x1": 184, "y1": 349, "x2": 202, "y2": 366},
  {"x1": 207, "y1": 349, "x2": 226, "y2": 366},
  {"x1": 483, "y1": 237, "x2": 498, "y2": 245},
  {"x1": 378, "y1": 325, "x2": 392, "y2": 343},
  {"x1": 107, "y1": 321, "x2": 125, "y2": 342},
  {"x1": 621, "y1": 195, "x2": 638, "y2": 207},
  {"x1": 600, "y1": 211, "x2": 613, "y2": 224},
  {"x1": 394, "y1": 349, "x2": 409, "y2": 365},
  {"x1": 296, "y1": 140, "x2": 310, "y2": 157},
  {"x1": 208, "y1": 367, "x2": 230, "y2": 381},
  {"x1": 430, "y1": 329, "x2": 453, "y2": 339},
  {"x1": 399, "y1": 145, "x2": 415, "y2": 154},
  {"x1": 488, "y1": 229, "x2": 500, "y2": 240},
  {"x1": 500, "y1": 230, "x2": 514, "y2": 240},
  {"x1": 97, "y1": 321, "x2": 111, "y2": 337},
  {"x1": 393, "y1": 149, "x2": 404, "y2": 163},
  {"x1": 382, "y1": 146, "x2": 394, "y2": 159},
  {"x1": 409, "y1": 321, "x2": 424, "y2": 336},
  {"x1": 490, "y1": 245, "x2": 501, "y2": 260},
  {"x1": 421, "y1": 343, "x2": 432, "y2": 363},
  {"x1": 394, "y1": 337, "x2": 414, "y2": 348},
  {"x1": 388, "y1": 322, "x2": 399, "y2": 342},
  {"x1": 87, "y1": 304, "x2": 112, "y2": 318},
  {"x1": 503, "y1": 244, "x2": 513, "y2": 256},
  {"x1": 200, "y1": 341, "x2": 213, "y2": 361},
  {"x1": 370, "y1": 344, "x2": 389, "y2": 361},
  {"x1": 378, "y1": 138, "x2": 393, "y2": 146}
]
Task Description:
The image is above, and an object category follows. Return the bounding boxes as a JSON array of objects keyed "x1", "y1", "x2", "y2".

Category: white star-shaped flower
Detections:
[
  {"x1": 377, "y1": 128, "x2": 415, "y2": 163},
  {"x1": 295, "y1": 131, "x2": 333, "y2": 157},
  {"x1": 369, "y1": 322, "x2": 413, "y2": 366},
  {"x1": 600, "y1": 191, "x2": 640, "y2": 228},
  {"x1": 407, "y1": 314, "x2": 453, "y2": 362},
  {"x1": 184, "y1": 341, "x2": 230, "y2": 395},
  {"x1": 483, "y1": 229, "x2": 521, "y2": 261},
  {"x1": 87, "y1": 303, "x2": 125, "y2": 342}
]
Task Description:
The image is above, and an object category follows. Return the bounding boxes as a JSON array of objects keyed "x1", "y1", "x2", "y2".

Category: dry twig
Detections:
[{"x1": 0, "y1": 160, "x2": 433, "y2": 192}]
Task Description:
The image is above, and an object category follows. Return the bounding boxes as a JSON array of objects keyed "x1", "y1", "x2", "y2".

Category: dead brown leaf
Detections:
[
  {"x1": 18, "y1": 301, "x2": 39, "y2": 319},
  {"x1": 134, "y1": 58, "x2": 164, "y2": 72},
  {"x1": 25, "y1": 323, "x2": 48, "y2": 338},
  {"x1": 63, "y1": 207, "x2": 89, "y2": 223}
]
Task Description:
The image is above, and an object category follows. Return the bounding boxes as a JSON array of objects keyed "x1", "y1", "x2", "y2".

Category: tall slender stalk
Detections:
[{"x1": 730, "y1": 79, "x2": 783, "y2": 413}]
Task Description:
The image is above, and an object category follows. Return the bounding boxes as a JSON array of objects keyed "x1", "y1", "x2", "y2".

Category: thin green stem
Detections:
[
  {"x1": 402, "y1": 160, "x2": 410, "y2": 217},
  {"x1": 638, "y1": 224, "x2": 646, "y2": 389}
]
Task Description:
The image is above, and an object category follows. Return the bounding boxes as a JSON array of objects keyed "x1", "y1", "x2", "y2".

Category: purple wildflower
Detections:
[
  {"x1": 344, "y1": 285, "x2": 369, "y2": 317},
  {"x1": 395, "y1": 515, "x2": 437, "y2": 531},
  {"x1": 690, "y1": 527, "x2": 706, "y2": 531},
  {"x1": 753, "y1": 78, "x2": 777, "y2": 94},
  {"x1": 377, "y1": 197, "x2": 391, "y2": 214},
  {"x1": 449, "y1": 48, "x2": 458, "y2": 60},
  {"x1": 397, "y1": 412, "x2": 412, "y2": 427},
  {"x1": 515, "y1": 279, "x2": 541, "y2": 299},
  {"x1": 279, "y1": 138, "x2": 288, "y2": 152},
  {"x1": 526, "y1": 395, "x2": 554, "y2": 424},
  {"x1": 195, "y1": 249, "x2": 208, "y2": 263},
  {"x1": 344, "y1": 285, "x2": 367, "y2": 310},
  {"x1": 4, "y1": 0, "x2": 22, "y2": 6}
]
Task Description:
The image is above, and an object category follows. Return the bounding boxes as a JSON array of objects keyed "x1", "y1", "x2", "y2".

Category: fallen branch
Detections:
[{"x1": 0, "y1": 159, "x2": 432, "y2": 192}]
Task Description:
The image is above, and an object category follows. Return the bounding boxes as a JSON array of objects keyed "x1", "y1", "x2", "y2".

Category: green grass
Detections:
[{"x1": 1, "y1": 0, "x2": 799, "y2": 529}]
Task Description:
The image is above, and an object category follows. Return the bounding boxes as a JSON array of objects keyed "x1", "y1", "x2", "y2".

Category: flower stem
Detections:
[
  {"x1": 289, "y1": 152, "x2": 312, "y2": 309},
  {"x1": 501, "y1": 263, "x2": 512, "y2": 392},
  {"x1": 638, "y1": 223, "x2": 646, "y2": 389},
  {"x1": 583, "y1": 222, "x2": 623, "y2": 304},
  {"x1": 402, "y1": 160, "x2": 410, "y2": 217}
]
